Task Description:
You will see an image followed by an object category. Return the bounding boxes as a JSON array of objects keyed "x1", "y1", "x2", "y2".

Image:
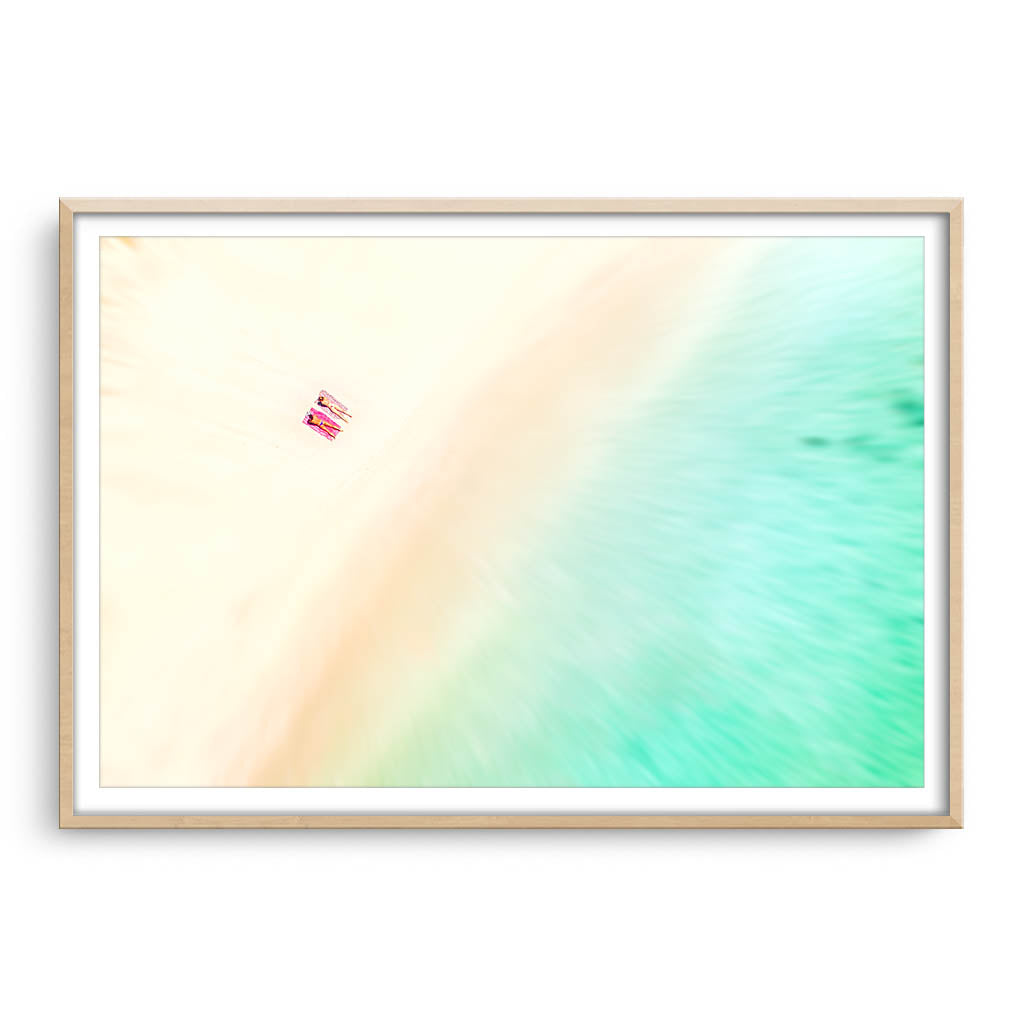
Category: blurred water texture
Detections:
[{"x1": 366, "y1": 238, "x2": 925, "y2": 787}]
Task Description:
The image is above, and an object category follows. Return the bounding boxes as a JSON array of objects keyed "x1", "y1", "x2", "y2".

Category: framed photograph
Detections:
[{"x1": 59, "y1": 198, "x2": 962, "y2": 829}]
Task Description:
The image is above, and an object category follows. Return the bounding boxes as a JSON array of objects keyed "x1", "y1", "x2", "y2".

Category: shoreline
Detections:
[{"x1": 99, "y1": 236, "x2": 733, "y2": 785}]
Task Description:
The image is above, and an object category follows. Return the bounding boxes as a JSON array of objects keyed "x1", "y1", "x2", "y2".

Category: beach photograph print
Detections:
[{"x1": 99, "y1": 235, "x2": 924, "y2": 788}]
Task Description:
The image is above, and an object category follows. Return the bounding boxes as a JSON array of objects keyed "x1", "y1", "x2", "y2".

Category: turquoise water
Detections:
[{"x1": 366, "y1": 238, "x2": 924, "y2": 787}]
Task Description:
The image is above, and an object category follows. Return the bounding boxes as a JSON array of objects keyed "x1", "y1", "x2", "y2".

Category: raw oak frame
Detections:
[{"x1": 58, "y1": 198, "x2": 964, "y2": 829}]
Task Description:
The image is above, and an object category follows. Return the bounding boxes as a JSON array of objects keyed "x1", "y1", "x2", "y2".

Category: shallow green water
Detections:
[{"x1": 365, "y1": 238, "x2": 924, "y2": 787}]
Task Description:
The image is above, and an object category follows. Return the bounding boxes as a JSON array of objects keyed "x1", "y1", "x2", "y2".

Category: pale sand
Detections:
[{"x1": 99, "y1": 236, "x2": 736, "y2": 785}]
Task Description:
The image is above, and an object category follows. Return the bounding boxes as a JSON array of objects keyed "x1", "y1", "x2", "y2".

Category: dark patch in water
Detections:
[
  {"x1": 802, "y1": 436, "x2": 829, "y2": 447},
  {"x1": 891, "y1": 393, "x2": 924, "y2": 427}
]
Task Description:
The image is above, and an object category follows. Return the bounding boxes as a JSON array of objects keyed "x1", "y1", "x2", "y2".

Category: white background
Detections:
[{"x1": 1, "y1": 3, "x2": 1018, "y2": 1023}]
